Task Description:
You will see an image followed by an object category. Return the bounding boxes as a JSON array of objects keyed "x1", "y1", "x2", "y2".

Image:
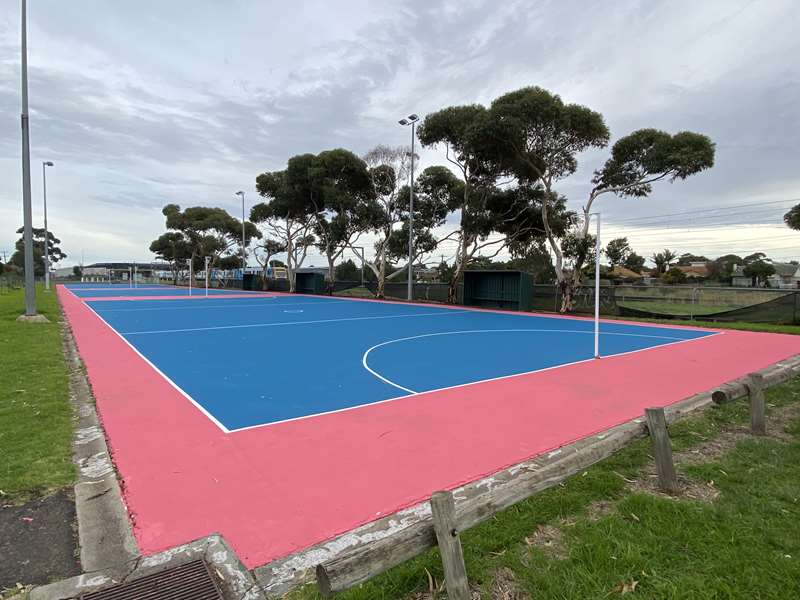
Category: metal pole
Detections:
[
  {"x1": 594, "y1": 213, "x2": 601, "y2": 358},
  {"x1": 241, "y1": 192, "x2": 246, "y2": 270},
  {"x1": 205, "y1": 256, "x2": 210, "y2": 297},
  {"x1": 42, "y1": 162, "x2": 50, "y2": 290},
  {"x1": 20, "y1": 0, "x2": 36, "y2": 315},
  {"x1": 189, "y1": 260, "x2": 193, "y2": 296},
  {"x1": 129, "y1": 267, "x2": 132, "y2": 288},
  {"x1": 408, "y1": 121, "x2": 415, "y2": 301},
  {"x1": 134, "y1": 263, "x2": 138, "y2": 288}
]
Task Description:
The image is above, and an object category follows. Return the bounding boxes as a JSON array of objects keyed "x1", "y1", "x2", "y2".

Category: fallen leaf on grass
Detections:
[
  {"x1": 21, "y1": 517, "x2": 33, "y2": 523},
  {"x1": 613, "y1": 580, "x2": 639, "y2": 594}
]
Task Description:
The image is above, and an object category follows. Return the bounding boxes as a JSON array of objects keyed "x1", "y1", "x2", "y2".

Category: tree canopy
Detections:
[
  {"x1": 785, "y1": 204, "x2": 800, "y2": 230},
  {"x1": 10, "y1": 227, "x2": 67, "y2": 276},
  {"x1": 466, "y1": 85, "x2": 716, "y2": 310},
  {"x1": 155, "y1": 204, "x2": 259, "y2": 286}
]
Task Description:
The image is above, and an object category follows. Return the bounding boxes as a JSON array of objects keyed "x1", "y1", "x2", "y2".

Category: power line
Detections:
[{"x1": 606, "y1": 198, "x2": 798, "y2": 226}]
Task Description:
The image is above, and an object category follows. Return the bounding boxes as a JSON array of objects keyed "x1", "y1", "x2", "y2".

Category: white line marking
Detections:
[
  {"x1": 92, "y1": 299, "x2": 337, "y2": 313},
  {"x1": 63, "y1": 285, "x2": 723, "y2": 435},
  {"x1": 230, "y1": 330, "x2": 722, "y2": 433},
  {"x1": 64, "y1": 287, "x2": 231, "y2": 433},
  {"x1": 120, "y1": 310, "x2": 470, "y2": 335},
  {"x1": 361, "y1": 328, "x2": 704, "y2": 393}
]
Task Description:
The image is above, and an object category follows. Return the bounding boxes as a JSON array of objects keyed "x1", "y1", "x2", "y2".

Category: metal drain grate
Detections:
[{"x1": 80, "y1": 559, "x2": 224, "y2": 600}]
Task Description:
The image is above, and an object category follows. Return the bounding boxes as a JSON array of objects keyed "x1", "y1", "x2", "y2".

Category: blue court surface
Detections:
[
  {"x1": 68, "y1": 285, "x2": 715, "y2": 431},
  {"x1": 67, "y1": 283, "x2": 252, "y2": 298}
]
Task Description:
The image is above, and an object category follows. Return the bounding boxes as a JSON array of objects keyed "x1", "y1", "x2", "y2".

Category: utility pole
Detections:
[{"x1": 19, "y1": 0, "x2": 39, "y2": 318}]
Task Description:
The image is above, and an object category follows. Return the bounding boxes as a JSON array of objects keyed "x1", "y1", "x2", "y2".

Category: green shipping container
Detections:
[{"x1": 462, "y1": 270, "x2": 534, "y2": 311}]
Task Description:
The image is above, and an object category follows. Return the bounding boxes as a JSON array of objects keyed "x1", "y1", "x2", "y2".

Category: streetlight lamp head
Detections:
[
  {"x1": 398, "y1": 118, "x2": 409, "y2": 125},
  {"x1": 44, "y1": 161, "x2": 54, "y2": 166},
  {"x1": 408, "y1": 114, "x2": 419, "y2": 122},
  {"x1": 235, "y1": 190, "x2": 244, "y2": 196}
]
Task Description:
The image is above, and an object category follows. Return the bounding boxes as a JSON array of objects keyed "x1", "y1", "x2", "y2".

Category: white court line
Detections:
[
  {"x1": 120, "y1": 310, "x2": 470, "y2": 335},
  {"x1": 65, "y1": 285, "x2": 722, "y2": 435},
  {"x1": 361, "y1": 328, "x2": 708, "y2": 394},
  {"x1": 93, "y1": 299, "x2": 342, "y2": 313},
  {"x1": 232, "y1": 329, "x2": 722, "y2": 433},
  {"x1": 65, "y1": 287, "x2": 230, "y2": 433}
]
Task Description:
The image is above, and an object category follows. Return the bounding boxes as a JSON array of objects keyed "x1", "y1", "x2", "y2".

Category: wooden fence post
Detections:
[
  {"x1": 430, "y1": 491, "x2": 470, "y2": 600},
  {"x1": 644, "y1": 408, "x2": 679, "y2": 494},
  {"x1": 746, "y1": 373, "x2": 766, "y2": 436}
]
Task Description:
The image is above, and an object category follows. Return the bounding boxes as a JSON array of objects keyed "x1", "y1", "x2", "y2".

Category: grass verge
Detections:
[
  {"x1": 286, "y1": 377, "x2": 800, "y2": 599},
  {"x1": 0, "y1": 286, "x2": 74, "y2": 501},
  {"x1": 616, "y1": 300, "x2": 742, "y2": 316},
  {"x1": 619, "y1": 317, "x2": 800, "y2": 336},
  {"x1": 333, "y1": 286, "x2": 378, "y2": 298}
]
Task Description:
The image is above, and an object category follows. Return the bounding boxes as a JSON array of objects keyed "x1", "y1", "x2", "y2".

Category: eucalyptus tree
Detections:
[
  {"x1": 784, "y1": 204, "x2": 800, "y2": 231},
  {"x1": 149, "y1": 231, "x2": 191, "y2": 284},
  {"x1": 605, "y1": 238, "x2": 632, "y2": 267},
  {"x1": 251, "y1": 160, "x2": 317, "y2": 292},
  {"x1": 357, "y1": 145, "x2": 414, "y2": 297},
  {"x1": 10, "y1": 227, "x2": 66, "y2": 276},
  {"x1": 252, "y1": 238, "x2": 287, "y2": 288},
  {"x1": 310, "y1": 149, "x2": 376, "y2": 292},
  {"x1": 418, "y1": 107, "x2": 570, "y2": 302},
  {"x1": 483, "y1": 86, "x2": 715, "y2": 310},
  {"x1": 160, "y1": 204, "x2": 260, "y2": 288}
]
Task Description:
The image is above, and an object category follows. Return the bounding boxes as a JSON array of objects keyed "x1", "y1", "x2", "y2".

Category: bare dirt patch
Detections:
[
  {"x1": 585, "y1": 499, "x2": 615, "y2": 522},
  {"x1": 488, "y1": 567, "x2": 531, "y2": 600},
  {"x1": 524, "y1": 524, "x2": 567, "y2": 560},
  {"x1": 0, "y1": 489, "x2": 80, "y2": 590},
  {"x1": 629, "y1": 401, "x2": 800, "y2": 501}
]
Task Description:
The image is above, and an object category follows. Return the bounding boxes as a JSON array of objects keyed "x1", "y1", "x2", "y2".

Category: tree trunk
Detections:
[
  {"x1": 261, "y1": 264, "x2": 270, "y2": 290},
  {"x1": 287, "y1": 236, "x2": 295, "y2": 293},
  {"x1": 376, "y1": 251, "x2": 386, "y2": 298},
  {"x1": 327, "y1": 253, "x2": 336, "y2": 295}
]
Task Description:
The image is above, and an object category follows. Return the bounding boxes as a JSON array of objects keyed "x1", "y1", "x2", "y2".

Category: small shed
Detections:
[
  {"x1": 463, "y1": 270, "x2": 534, "y2": 311},
  {"x1": 295, "y1": 272, "x2": 326, "y2": 294}
]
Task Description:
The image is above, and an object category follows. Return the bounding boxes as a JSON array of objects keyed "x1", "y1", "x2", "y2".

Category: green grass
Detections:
[
  {"x1": 0, "y1": 287, "x2": 74, "y2": 501},
  {"x1": 617, "y1": 300, "x2": 742, "y2": 316},
  {"x1": 620, "y1": 317, "x2": 800, "y2": 336},
  {"x1": 334, "y1": 286, "x2": 377, "y2": 298},
  {"x1": 287, "y1": 379, "x2": 800, "y2": 599}
]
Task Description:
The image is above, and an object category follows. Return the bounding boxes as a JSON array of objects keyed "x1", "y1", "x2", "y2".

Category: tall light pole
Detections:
[
  {"x1": 19, "y1": 0, "x2": 37, "y2": 317},
  {"x1": 236, "y1": 191, "x2": 246, "y2": 280},
  {"x1": 398, "y1": 113, "x2": 419, "y2": 301},
  {"x1": 42, "y1": 161, "x2": 54, "y2": 290}
]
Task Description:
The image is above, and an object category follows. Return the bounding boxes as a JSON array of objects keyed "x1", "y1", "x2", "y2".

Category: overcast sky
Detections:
[{"x1": 1, "y1": 0, "x2": 799, "y2": 268}]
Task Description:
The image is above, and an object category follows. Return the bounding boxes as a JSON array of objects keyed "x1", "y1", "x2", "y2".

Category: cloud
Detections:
[{"x1": 1, "y1": 0, "x2": 799, "y2": 267}]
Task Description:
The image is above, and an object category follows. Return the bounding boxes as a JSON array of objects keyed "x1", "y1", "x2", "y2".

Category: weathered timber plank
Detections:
[
  {"x1": 645, "y1": 408, "x2": 679, "y2": 493},
  {"x1": 746, "y1": 372, "x2": 766, "y2": 435},
  {"x1": 430, "y1": 492, "x2": 470, "y2": 600},
  {"x1": 285, "y1": 354, "x2": 800, "y2": 597}
]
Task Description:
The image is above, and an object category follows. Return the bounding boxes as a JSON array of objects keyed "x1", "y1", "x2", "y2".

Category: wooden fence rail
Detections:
[{"x1": 314, "y1": 354, "x2": 800, "y2": 597}]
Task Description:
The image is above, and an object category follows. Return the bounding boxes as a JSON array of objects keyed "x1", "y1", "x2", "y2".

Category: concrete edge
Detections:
[
  {"x1": 29, "y1": 534, "x2": 265, "y2": 600},
  {"x1": 33, "y1": 296, "x2": 800, "y2": 598},
  {"x1": 61, "y1": 315, "x2": 139, "y2": 573}
]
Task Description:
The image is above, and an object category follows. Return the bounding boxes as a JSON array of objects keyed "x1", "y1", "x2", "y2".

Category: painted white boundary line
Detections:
[
  {"x1": 95, "y1": 299, "x2": 340, "y2": 313},
  {"x1": 120, "y1": 310, "x2": 470, "y2": 335},
  {"x1": 67, "y1": 285, "x2": 722, "y2": 436},
  {"x1": 65, "y1": 287, "x2": 231, "y2": 434},
  {"x1": 362, "y1": 328, "x2": 710, "y2": 394},
  {"x1": 230, "y1": 329, "x2": 722, "y2": 433}
]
